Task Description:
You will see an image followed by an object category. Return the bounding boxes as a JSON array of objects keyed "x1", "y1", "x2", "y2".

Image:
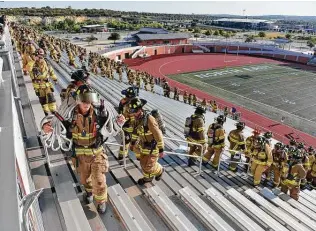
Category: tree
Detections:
[
  {"x1": 193, "y1": 28, "x2": 201, "y2": 34},
  {"x1": 285, "y1": 33, "x2": 292, "y2": 40},
  {"x1": 307, "y1": 40, "x2": 315, "y2": 49},
  {"x1": 108, "y1": 32, "x2": 120, "y2": 43},
  {"x1": 258, "y1": 31, "x2": 266, "y2": 39},
  {"x1": 245, "y1": 35, "x2": 255, "y2": 43},
  {"x1": 204, "y1": 30, "x2": 212, "y2": 36},
  {"x1": 194, "y1": 33, "x2": 199, "y2": 38},
  {"x1": 223, "y1": 32, "x2": 231, "y2": 40},
  {"x1": 213, "y1": 30, "x2": 219, "y2": 36}
]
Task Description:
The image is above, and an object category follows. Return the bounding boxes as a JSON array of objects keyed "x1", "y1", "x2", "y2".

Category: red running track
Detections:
[{"x1": 125, "y1": 54, "x2": 316, "y2": 146}]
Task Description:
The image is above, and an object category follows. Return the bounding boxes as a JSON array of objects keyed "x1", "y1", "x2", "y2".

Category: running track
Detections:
[{"x1": 125, "y1": 54, "x2": 316, "y2": 146}]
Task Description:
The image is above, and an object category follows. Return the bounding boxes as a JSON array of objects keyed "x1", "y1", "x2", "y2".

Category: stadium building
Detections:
[{"x1": 213, "y1": 18, "x2": 278, "y2": 30}]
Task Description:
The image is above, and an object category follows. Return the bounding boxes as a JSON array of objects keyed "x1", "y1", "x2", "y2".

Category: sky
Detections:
[{"x1": 1, "y1": 1, "x2": 316, "y2": 16}]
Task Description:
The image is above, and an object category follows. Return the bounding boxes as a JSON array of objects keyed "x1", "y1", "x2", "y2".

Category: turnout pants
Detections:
[
  {"x1": 307, "y1": 171, "x2": 316, "y2": 189},
  {"x1": 204, "y1": 146, "x2": 223, "y2": 168},
  {"x1": 281, "y1": 180, "x2": 300, "y2": 200},
  {"x1": 251, "y1": 161, "x2": 268, "y2": 186},
  {"x1": 76, "y1": 152, "x2": 109, "y2": 204},
  {"x1": 269, "y1": 164, "x2": 281, "y2": 187},
  {"x1": 139, "y1": 147, "x2": 162, "y2": 180}
]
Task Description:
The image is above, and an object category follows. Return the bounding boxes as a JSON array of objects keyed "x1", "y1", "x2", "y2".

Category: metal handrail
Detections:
[{"x1": 163, "y1": 136, "x2": 204, "y2": 174}]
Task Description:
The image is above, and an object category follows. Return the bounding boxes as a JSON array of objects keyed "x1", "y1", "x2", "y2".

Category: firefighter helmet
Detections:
[
  {"x1": 121, "y1": 87, "x2": 137, "y2": 98},
  {"x1": 195, "y1": 105, "x2": 206, "y2": 115},
  {"x1": 275, "y1": 142, "x2": 283, "y2": 150},
  {"x1": 36, "y1": 48, "x2": 45, "y2": 56},
  {"x1": 128, "y1": 98, "x2": 147, "y2": 113},
  {"x1": 291, "y1": 148, "x2": 302, "y2": 161},
  {"x1": 71, "y1": 70, "x2": 88, "y2": 82},
  {"x1": 216, "y1": 115, "x2": 225, "y2": 124},
  {"x1": 289, "y1": 139, "x2": 297, "y2": 146},
  {"x1": 308, "y1": 146, "x2": 314, "y2": 152},
  {"x1": 263, "y1": 131, "x2": 273, "y2": 139},
  {"x1": 76, "y1": 85, "x2": 99, "y2": 105},
  {"x1": 252, "y1": 127, "x2": 261, "y2": 135},
  {"x1": 254, "y1": 136, "x2": 266, "y2": 148},
  {"x1": 297, "y1": 142, "x2": 305, "y2": 149},
  {"x1": 236, "y1": 121, "x2": 245, "y2": 130}
]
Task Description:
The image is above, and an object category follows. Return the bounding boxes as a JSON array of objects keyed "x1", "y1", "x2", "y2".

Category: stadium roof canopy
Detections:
[
  {"x1": 135, "y1": 33, "x2": 190, "y2": 41},
  {"x1": 214, "y1": 18, "x2": 275, "y2": 24}
]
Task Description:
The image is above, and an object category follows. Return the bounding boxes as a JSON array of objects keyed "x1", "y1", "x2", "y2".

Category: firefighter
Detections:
[
  {"x1": 281, "y1": 147, "x2": 306, "y2": 200},
  {"x1": 192, "y1": 94, "x2": 197, "y2": 106},
  {"x1": 60, "y1": 69, "x2": 90, "y2": 102},
  {"x1": 186, "y1": 106, "x2": 206, "y2": 167},
  {"x1": 212, "y1": 101, "x2": 218, "y2": 113},
  {"x1": 118, "y1": 87, "x2": 138, "y2": 160},
  {"x1": 203, "y1": 115, "x2": 226, "y2": 168},
  {"x1": 263, "y1": 131, "x2": 273, "y2": 147},
  {"x1": 22, "y1": 38, "x2": 36, "y2": 75},
  {"x1": 244, "y1": 128, "x2": 261, "y2": 172},
  {"x1": 117, "y1": 65, "x2": 123, "y2": 82},
  {"x1": 163, "y1": 82, "x2": 170, "y2": 98},
  {"x1": 269, "y1": 142, "x2": 288, "y2": 187},
  {"x1": 67, "y1": 48, "x2": 76, "y2": 67},
  {"x1": 173, "y1": 87, "x2": 179, "y2": 101},
  {"x1": 42, "y1": 85, "x2": 125, "y2": 213},
  {"x1": 32, "y1": 48, "x2": 58, "y2": 115},
  {"x1": 201, "y1": 98, "x2": 207, "y2": 107},
  {"x1": 128, "y1": 98, "x2": 165, "y2": 185},
  {"x1": 136, "y1": 74, "x2": 141, "y2": 89},
  {"x1": 307, "y1": 146, "x2": 316, "y2": 188},
  {"x1": 183, "y1": 91, "x2": 188, "y2": 104},
  {"x1": 298, "y1": 142, "x2": 309, "y2": 189},
  {"x1": 251, "y1": 136, "x2": 273, "y2": 186},
  {"x1": 228, "y1": 122, "x2": 246, "y2": 172},
  {"x1": 150, "y1": 76, "x2": 155, "y2": 93},
  {"x1": 188, "y1": 93, "x2": 192, "y2": 105}
]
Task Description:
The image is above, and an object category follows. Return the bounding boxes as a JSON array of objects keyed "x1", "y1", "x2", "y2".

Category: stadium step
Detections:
[
  {"x1": 260, "y1": 187, "x2": 316, "y2": 229},
  {"x1": 205, "y1": 187, "x2": 264, "y2": 231},
  {"x1": 144, "y1": 185, "x2": 199, "y2": 231},
  {"x1": 107, "y1": 184, "x2": 154, "y2": 231},
  {"x1": 303, "y1": 189, "x2": 316, "y2": 199},
  {"x1": 245, "y1": 189, "x2": 311, "y2": 231},
  {"x1": 226, "y1": 188, "x2": 287, "y2": 231},
  {"x1": 278, "y1": 192, "x2": 316, "y2": 220},
  {"x1": 178, "y1": 186, "x2": 235, "y2": 231}
]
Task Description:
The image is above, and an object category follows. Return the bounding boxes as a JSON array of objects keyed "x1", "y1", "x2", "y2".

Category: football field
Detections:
[{"x1": 168, "y1": 63, "x2": 316, "y2": 122}]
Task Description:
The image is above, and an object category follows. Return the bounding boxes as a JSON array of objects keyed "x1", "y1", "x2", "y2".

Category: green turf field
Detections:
[{"x1": 168, "y1": 63, "x2": 316, "y2": 121}]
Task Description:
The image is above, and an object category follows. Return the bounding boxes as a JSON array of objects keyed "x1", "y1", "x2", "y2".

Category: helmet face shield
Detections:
[{"x1": 77, "y1": 92, "x2": 99, "y2": 105}]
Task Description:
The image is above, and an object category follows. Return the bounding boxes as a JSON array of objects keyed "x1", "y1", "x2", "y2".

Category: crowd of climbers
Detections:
[{"x1": 11, "y1": 22, "x2": 316, "y2": 211}]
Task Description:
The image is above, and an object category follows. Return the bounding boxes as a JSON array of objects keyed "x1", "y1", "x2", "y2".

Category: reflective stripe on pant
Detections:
[
  {"x1": 77, "y1": 153, "x2": 109, "y2": 204},
  {"x1": 119, "y1": 142, "x2": 130, "y2": 158},
  {"x1": 140, "y1": 150, "x2": 162, "y2": 179},
  {"x1": 281, "y1": 180, "x2": 300, "y2": 200},
  {"x1": 204, "y1": 146, "x2": 223, "y2": 168},
  {"x1": 251, "y1": 162, "x2": 268, "y2": 186}
]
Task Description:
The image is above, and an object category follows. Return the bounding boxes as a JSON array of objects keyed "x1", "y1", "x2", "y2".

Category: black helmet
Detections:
[
  {"x1": 291, "y1": 149, "x2": 302, "y2": 161},
  {"x1": 71, "y1": 69, "x2": 87, "y2": 81},
  {"x1": 123, "y1": 87, "x2": 138, "y2": 98},
  {"x1": 308, "y1": 146, "x2": 314, "y2": 152},
  {"x1": 236, "y1": 121, "x2": 245, "y2": 130},
  {"x1": 195, "y1": 106, "x2": 206, "y2": 115},
  {"x1": 263, "y1": 131, "x2": 273, "y2": 139},
  {"x1": 76, "y1": 85, "x2": 99, "y2": 105},
  {"x1": 275, "y1": 142, "x2": 283, "y2": 150},
  {"x1": 297, "y1": 142, "x2": 305, "y2": 149},
  {"x1": 254, "y1": 136, "x2": 266, "y2": 148},
  {"x1": 216, "y1": 115, "x2": 225, "y2": 124},
  {"x1": 289, "y1": 139, "x2": 297, "y2": 146},
  {"x1": 128, "y1": 98, "x2": 147, "y2": 113}
]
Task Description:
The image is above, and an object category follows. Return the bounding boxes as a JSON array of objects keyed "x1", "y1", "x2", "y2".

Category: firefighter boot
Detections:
[
  {"x1": 97, "y1": 202, "x2": 107, "y2": 214},
  {"x1": 85, "y1": 192, "x2": 93, "y2": 204},
  {"x1": 138, "y1": 177, "x2": 153, "y2": 185},
  {"x1": 188, "y1": 157, "x2": 196, "y2": 167},
  {"x1": 155, "y1": 167, "x2": 165, "y2": 181}
]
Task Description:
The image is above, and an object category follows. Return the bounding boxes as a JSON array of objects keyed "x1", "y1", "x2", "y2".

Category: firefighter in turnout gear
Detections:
[
  {"x1": 42, "y1": 85, "x2": 125, "y2": 213},
  {"x1": 173, "y1": 87, "x2": 179, "y2": 101},
  {"x1": 187, "y1": 106, "x2": 206, "y2": 167},
  {"x1": 118, "y1": 87, "x2": 138, "y2": 160},
  {"x1": 281, "y1": 148, "x2": 306, "y2": 200},
  {"x1": 192, "y1": 94, "x2": 197, "y2": 106},
  {"x1": 228, "y1": 122, "x2": 246, "y2": 172},
  {"x1": 298, "y1": 142, "x2": 309, "y2": 189},
  {"x1": 203, "y1": 115, "x2": 226, "y2": 168},
  {"x1": 251, "y1": 136, "x2": 273, "y2": 186},
  {"x1": 22, "y1": 38, "x2": 36, "y2": 75},
  {"x1": 244, "y1": 128, "x2": 261, "y2": 172},
  {"x1": 306, "y1": 146, "x2": 316, "y2": 188},
  {"x1": 32, "y1": 48, "x2": 58, "y2": 115},
  {"x1": 268, "y1": 142, "x2": 288, "y2": 187},
  {"x1": 128, "y1": 98, "x2": 165, "y2": 185},
  {"x1": 183, "y1": 91, "x2": 188, "y2": 104}
]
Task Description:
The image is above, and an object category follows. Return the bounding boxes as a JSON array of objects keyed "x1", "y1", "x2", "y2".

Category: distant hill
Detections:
[{"x1": 210, "y1": 14, "x2": 316, "y2": 21}]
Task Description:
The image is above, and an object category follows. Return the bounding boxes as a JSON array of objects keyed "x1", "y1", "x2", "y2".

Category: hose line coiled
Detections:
[{"x1": 40, "y1": 97, "x2": 123, "y2": 152}]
